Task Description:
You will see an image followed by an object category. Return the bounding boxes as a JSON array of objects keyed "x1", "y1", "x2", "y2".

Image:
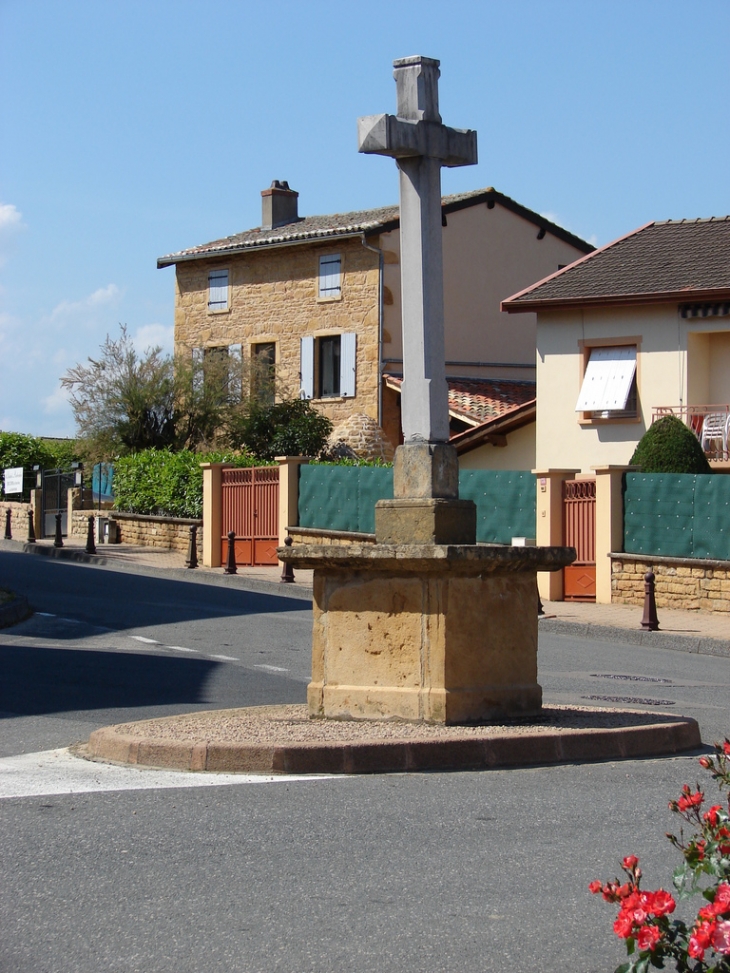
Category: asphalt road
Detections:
[{"x1": 1, "y1": 550, "x2": 729, "y2": 973}]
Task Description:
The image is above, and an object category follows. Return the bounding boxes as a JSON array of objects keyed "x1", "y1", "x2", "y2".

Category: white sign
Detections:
[{"x1": 3, "y1": 467, "x2": 23, "y2": 494}]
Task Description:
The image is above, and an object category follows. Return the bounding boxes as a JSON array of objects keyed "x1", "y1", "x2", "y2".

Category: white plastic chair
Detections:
[{"x1": 701, "y1": 413, "x2": 729, "y2": 460}]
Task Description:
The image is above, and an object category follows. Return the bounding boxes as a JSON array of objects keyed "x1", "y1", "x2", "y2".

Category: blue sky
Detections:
[{"x1": 1, "y1": 0, "x2": 728, "y2": 438}]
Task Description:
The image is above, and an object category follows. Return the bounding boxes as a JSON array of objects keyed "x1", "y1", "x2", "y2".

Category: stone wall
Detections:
[
  {"x1": 71, "y1": 511, "x2": 202, "y2": 559},
  {"x1": 173, "y1": 236, "x2": 381, "y2": 428},
  {"x1": 2, "y1": 500, "x2": 33, "y2": 540},
  {"x1": 288, "y1": 526, "x2": 376, "y2": 547},
  {"x1": 611, "y1": 554, "x2": 730, "y2": 613}
]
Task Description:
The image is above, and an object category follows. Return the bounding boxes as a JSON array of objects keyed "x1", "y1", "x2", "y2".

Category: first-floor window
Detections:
[
  {"x1": 318, "y1": 254, "x2": 341, "y2": 299},
  {"x1": 575, "y1": 346, "x2": 637, "y2": 419},
  {"x1": 251, "y1": 342, "x2": 276, "y2": 406},
  {"x1": 300, "y1": 333, "x2": 356, "y2": 399}
]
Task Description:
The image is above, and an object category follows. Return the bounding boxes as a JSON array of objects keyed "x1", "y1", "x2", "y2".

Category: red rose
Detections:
[
  {"x1": 614, "y1": 911, "x2": 635, "y2": 939},
  {"x1": 704, "y1": 804, "x2": 722, "y2": 827},
  {"x1": 636, "y1": 924, "x2": 661, "y2": 951},
  {"x1": 622, "y1": 855, "x2": 639, "y2": 870},
  {"x1": 649, "y1": 890, "x2": 676, "y2": 916},
  {"x1": 589, "y1": 880, "x2": 603, "y2": 894}
]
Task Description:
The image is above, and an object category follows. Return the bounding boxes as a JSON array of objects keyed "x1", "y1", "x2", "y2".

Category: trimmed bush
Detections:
[
  {"x1": 629, "y1": 416, "x2": 712, "y2": 474},
  {"x1": 0, "y1": 433, "x2": 78, "y2": 499},
  {"x1": 112, "y1": 450, "x2": 267, "y2": 519}
]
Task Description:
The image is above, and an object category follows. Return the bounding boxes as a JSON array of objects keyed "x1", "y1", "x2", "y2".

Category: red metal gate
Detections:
[
  {"x1": 221, "y1": 466, "x2": 279, "y2": 566},
  {"x1": 562, "y1": 478, "x2": 596, "y2": 601}
]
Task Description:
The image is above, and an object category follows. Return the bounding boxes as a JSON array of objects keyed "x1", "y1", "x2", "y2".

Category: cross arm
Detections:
[{"x1": 358, "y1": 114, "x2": 477, "y2": 168}]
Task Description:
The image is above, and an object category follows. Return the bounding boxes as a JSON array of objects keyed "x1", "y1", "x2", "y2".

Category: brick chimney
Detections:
[{"x1": 261, "y1": 180, "x2": 299, "y2": 230}]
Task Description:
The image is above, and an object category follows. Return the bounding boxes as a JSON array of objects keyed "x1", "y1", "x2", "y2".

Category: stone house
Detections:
[
  {"x1": 502, "y1": 215, "x2": 730, "y2": 603},
  {"x1": 157, "y1": 181, "x2": 593, "y2": 462}
]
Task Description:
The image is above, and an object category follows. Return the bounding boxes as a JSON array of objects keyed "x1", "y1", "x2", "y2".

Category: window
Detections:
[
  {"x1": 575, "y1": 346, "x2": 638, "y2": 419},
  {"x1": 208, "y1": 269, "x2": 229, "y2": 311},
  {"x1": 318, "y1": 254, "x2": 341, "y2": 299},
  {"x1": 300, "y1": 333, "x2": 356, "y2": 399},
  {"x1": 251, "y1": 342, "x2": 276, "y2": 406}
]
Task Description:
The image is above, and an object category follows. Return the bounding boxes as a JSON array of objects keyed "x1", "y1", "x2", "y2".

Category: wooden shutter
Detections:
[
  {"x1": 300, "y1": 336, "x2": 314, "y2": 399},
  {"x1": 340, "y1": 332, "x2": 356, "y2": 397},
  {"x1": 208, "y1": 270, "x2": 228, "y2": 310},
  {"x1": 318, "y1": 255, "x2": 341, "y2": 297}
]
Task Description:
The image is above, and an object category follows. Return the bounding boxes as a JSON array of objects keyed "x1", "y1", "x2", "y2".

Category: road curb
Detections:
[
  {"x1": 539, "y1": 617, "x2": 730, "y2": 658},
  {"x1": 85, "y1": 705, "x2": 702, "y2": 776}
]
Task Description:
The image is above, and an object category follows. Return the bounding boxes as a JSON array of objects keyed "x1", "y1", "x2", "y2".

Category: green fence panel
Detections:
[
  {"x1": 298, "y1": 465, "x2": 536, "y2": 541},
  {"x1": 691, "y1": 475, "x2": 730, "y2": 560},
  {"x1": 458, "y1": 470, "x2": 536, "y2": 543},
  {"x1": 624, "y1": 472, "x2": 730, "y2": 560},
  {"x1": 298, "y1": 465, "x2": 393, "y2": 534}
]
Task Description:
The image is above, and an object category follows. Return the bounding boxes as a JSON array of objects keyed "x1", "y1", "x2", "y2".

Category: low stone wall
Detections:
[
  {"x1": 1, "y1": 500, "x2": 33, "y2": 540},
  {"x1": 611, "y1": 554, "x2": 730, "y2": 613},
  {"x1": 288, "y1": 526, "x2": 376, "y2": 547},
  {"x1": 71, "y1": 510, "x2": 203, "y2": 559}
]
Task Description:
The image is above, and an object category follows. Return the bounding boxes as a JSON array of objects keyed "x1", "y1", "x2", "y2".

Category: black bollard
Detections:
[
  {"x1": 280, "y1": 535, "x2": 295, "y2": 583},
  {"x1": 27, "y1": 509, "x2": 36, "y2": 543},
  {"x1": 640, "y1": 570, "x2": 660, "y2": 631},
  {"x1": 4, "y1": 508, "x2": 11, "y2": 540},
  {"x1": 186, "y1": 524, "x2": 198, "y2": 569},
  {"x1": 53, "y1": 512, "x2": 63, "y2": 548},
  {"x1": 224, "y1": 530, "x2": 237, "y2": 575},
  {"x1": 85, "y1": 515, "x2": 96, "y2": 555}
]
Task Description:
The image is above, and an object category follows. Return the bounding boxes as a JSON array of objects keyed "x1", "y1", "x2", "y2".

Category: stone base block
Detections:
[
  {"x1": 307, "y1": 559, "x2": 545, "y2": 724},
  {"x1": 375, "y1": 498, "x2": 476, "y2": 545}
]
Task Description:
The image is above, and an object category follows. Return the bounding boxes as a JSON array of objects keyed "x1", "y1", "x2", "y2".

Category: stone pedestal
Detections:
[{"x1": 278, "y1": 543, "x2": 575, "y2": 724}]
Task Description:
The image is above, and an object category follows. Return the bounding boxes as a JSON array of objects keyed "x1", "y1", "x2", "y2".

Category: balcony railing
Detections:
[{"x1": 652, "y1": 405, "x2": 730, "y2": 462}]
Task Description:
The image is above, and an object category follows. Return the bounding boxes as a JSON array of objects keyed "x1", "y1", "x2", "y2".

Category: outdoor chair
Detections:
[{"x1": 700, "y1": 412, "x2": 729, "y2": 461}]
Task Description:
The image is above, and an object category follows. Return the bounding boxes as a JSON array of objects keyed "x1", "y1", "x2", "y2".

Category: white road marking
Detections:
[
  {"x1": 35, "y1": 612, "x2": 56, "y2": 617},
  {"x1": 0, "y1": 749, "x2": 334, "y2": 799},
  {"x1": 167, "y1": 646, "x2": 197, "y2": 653},
  {"x1": 210, "y1": 654, "x2": 238, "y2": 661},
  {"x1": 254, "y1": 664, "x2": 289, "y2": 673},
  {"x1": 129, "y1": 636, "x2": 160, "y2": 644}
]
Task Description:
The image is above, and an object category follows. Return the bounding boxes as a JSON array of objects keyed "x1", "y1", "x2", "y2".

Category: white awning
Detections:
[{"x1": 575, "y1": 347, "x2": 636, "y2": 412}]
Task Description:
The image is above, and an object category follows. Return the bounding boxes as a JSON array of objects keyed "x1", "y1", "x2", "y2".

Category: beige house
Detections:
[
  {"x1": 503, "y1": 215, "x2": 730, "y2": 602},
  {"x1": 158, "y1": 181, "x2": 592, "y2": 463}
]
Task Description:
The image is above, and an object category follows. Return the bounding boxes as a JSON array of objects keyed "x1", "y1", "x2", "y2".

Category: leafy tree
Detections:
[
  {"x1": 61, "y1": 326, "x2": 237, "y2": 460},
  {"x1": 0, "y1": 432, "x2": 57, "y2": 499},
  {"x1": 630, "y1": 416, "x2": 712, "y2": 474},
  {"x1": 228, "y1": 398, "x2": 332, "y2": 460}
]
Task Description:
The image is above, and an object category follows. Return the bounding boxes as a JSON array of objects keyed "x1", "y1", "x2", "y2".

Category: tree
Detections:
[
  {"x1": 61, "y1": 326, "x2": 236, "y2": 460},
  {"x1": 630, "y1": 416, "x2": 712, "y2": 474}
]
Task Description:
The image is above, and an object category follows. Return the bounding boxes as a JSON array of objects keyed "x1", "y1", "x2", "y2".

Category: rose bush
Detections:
[{"x1": 592, "y1": 739, "x2": 730, "y2": 972}]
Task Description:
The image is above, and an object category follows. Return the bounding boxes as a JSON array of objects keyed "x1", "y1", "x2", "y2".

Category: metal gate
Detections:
[
  {"x1": 221, "y1": 466, "x2": 279, "y2": 566},
  {"x1": 562, "y1": 478, "x2": 596, "y2": 601},
  {"x1": 42, "y1": 469, "x2": 74, "y2": 537}
]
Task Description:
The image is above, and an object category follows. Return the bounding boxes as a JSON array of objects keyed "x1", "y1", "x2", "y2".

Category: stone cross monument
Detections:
[{"x1": 358, "y1": 56, "x2": 478, "y2": 544}]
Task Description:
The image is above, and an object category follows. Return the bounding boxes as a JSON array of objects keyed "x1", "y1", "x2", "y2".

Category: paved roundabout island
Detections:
[{"x1": 84, "y1": 703, "x2": 701, "y2": 775}]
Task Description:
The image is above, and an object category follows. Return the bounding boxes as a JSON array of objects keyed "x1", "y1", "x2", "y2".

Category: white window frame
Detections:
[
  {"x1": 208, "y1": 268, "x2": 229, "y2": 311},
  {"x1": 318, "y1": 254, "x2": 342, "y2": 300},
  {"x1": 300, "y1": 332, "x2": 357, "y2": 400},
  {"x1": 576, "y1": 341, "x2": 640, "y2": 422}
]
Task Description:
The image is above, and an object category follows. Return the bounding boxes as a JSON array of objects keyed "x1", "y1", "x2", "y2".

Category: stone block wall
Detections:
[
  {"x1": 71, "y1": 511, "x2": 202, "y2": 559},
  {"x1": 2, "y1": 500, "x2": 33, "y2": 540},
  {"x1": 288, "y1": 526, "x2": 376, "y2": 547},
  {"x1": 611, "y1": 555, "x2": 730, "y2": 613},
  {"x1": 173, "y1": 236, "x2": 381, "y2": 428}
]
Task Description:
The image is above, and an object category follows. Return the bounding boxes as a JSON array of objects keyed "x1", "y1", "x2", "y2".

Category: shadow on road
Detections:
[
  {"x1": 0, "y1": 644, "x2": 221, "y2": 716},
  {"x1": 0, "y1": 550, "x2": 309, "y2": 637}
]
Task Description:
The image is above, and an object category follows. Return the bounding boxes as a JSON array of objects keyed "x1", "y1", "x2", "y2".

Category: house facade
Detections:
[
  {"x1": 158, "y1": 181, "x2": 593, "y2": 457},
  {"x1": 503, "y1": 216, "x2": 730, "y2": 602}
]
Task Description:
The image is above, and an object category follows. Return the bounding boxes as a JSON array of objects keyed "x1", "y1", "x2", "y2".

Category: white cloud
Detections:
[
  {"x1": 0, "y1": 202, "x2": 25, "y2": 267},
  {"x1": 541, "y1": 211, "x2": 600, "y2": 249},
  {"x1": 131, "y1": 322, "x2": 174, "y2": 354},
  {"x1": 42, "y1": 384, "x2": 71, "y2": 415},
  {"x1": 50, "y1": 283, "x2": 121, "y2": 321}
]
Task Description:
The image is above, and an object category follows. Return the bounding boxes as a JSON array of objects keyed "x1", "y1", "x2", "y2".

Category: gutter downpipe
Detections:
[{"x1": 361, "y1": 234, "x2": 385, "y2": 428}]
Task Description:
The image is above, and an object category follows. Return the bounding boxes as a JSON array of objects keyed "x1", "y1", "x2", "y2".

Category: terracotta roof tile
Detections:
[
  {"x1": 385, "y1": 375, "x2": 536, "y2": 426},
  {"x1": 503, "y1": 217, "x2": 730, "y2": 309}
]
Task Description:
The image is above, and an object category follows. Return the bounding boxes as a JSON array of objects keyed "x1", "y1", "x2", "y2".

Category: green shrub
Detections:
[
  {"x1": 112, "y1": 449, "x2": 266, "y2": 519},
  {"x1": 630, "y1": 416, "x2": 712, "y2": 474},
  {"x1": 0, "y1": 432, "x2": 79, "y2": 499},
  {"x1": 228, "y1": 399, "x2": 332, "y2": 460}
]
